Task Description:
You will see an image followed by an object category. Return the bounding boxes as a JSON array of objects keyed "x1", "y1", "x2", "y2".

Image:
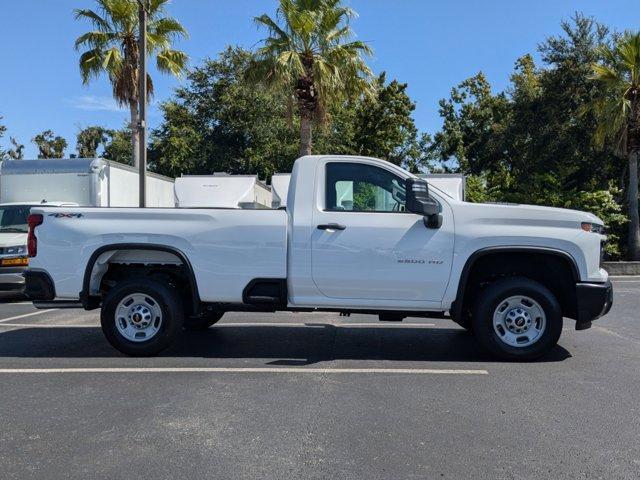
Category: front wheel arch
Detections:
[{"x1": 451, "y1": 248, "x2": 580, "y2": 328}]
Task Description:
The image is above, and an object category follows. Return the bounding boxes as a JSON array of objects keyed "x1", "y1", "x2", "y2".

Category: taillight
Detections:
[{"x1": 27, "y1": 214, "x2": 43, "y2": 257}]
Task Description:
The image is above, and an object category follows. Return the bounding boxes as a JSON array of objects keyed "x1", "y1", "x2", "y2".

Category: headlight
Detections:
[
  {"x1": 581, "y1": 222, "x2": 605, "y2": 234},
  {"x1": 2, "y1": 245, "x2": 26, "y2": 255}
]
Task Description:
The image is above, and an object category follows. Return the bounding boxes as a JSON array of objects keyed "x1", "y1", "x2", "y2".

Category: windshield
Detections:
[{"x1": 0, "y1": 205, "x2": 31, "y2": 233}]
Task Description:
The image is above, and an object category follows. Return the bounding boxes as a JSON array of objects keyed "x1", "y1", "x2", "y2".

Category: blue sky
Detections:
[{"x1": 1, "y1": 0, "x2": 639, "y2": 158}]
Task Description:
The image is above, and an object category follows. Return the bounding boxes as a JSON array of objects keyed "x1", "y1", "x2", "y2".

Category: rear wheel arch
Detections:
[
  {"x1": 81, "y1": 243, "x2": 201, "y2": 313},
  {"x1": 451, "y1": 247, "x2": 580, "y2": 328}
]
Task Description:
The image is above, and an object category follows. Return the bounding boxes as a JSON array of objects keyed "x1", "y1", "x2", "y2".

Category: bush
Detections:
[{"x1": 563, "y1": 186, "x2": 628, "y2": 259}]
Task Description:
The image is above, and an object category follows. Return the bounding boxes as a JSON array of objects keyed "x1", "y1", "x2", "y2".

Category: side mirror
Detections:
[{"x1": 405, "y1": 178, "x2": 442, "y2": 229}]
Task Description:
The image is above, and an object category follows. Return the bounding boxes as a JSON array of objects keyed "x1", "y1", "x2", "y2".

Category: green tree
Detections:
[
  {"x1": 589, "y1": 31, "x2": 640, "y2": 260},
  {"x1": 103, "y1": 126, "x2": 134, "y2": 165},
  {"x1": 7, "y1": 138, "x2": 24, "y2": 159},
  {"x1": 0, "y1": 116, "x2": 6, "y2": 157},
  {"x1": 428, "y1": 14, "x2": 629, "y2": 257},
  {"x1": 352, "y1": 73, "x2": 428, "y2": 170},
  {"x1": 77, "y1": 126, "x2": 109, "y2": 157},
  {"x1": 150, "y1": 47, "x2": 299, "y2": 179},
  {"x1": 74, "y1": 0, "x2": 188, "y2": 167},
  {"x1": 247, "y1": 0, "x2": 373, "y2": 157},
  {"x1": 151, "y1": 48, "x2": 429, "y2": 179},
  {"x1": 32, "y1": 130, "x2": 68, "y2": 158}
]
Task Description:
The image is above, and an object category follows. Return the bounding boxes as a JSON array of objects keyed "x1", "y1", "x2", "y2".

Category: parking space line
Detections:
[
  {"x1": 593, "y1": 326, "x2": 640, "y2": 346},
  {"x1": 0, "y1": 367, "x2": 488, "y2": 375},
  {"x1": 0, "y1": 323, "x2": 95, "y2": 328},
  {"x1": 0, "y1": 310, "x2": 55, "y2": 324}
]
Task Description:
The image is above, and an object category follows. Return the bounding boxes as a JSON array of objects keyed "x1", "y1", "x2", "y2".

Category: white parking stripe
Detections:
[
  {"x1": 0, "y1": 367, "x2": 488, "y2": 375},
  {"x1": 0, "y1": 310, "x2": 55, "y2": 324},
  {"x1": 0, "y1": 323, "x2": 94, "y2": 328}
]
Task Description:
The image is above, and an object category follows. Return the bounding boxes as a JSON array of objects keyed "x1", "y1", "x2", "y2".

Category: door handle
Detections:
[{"x1": 317, "y1": 223, "x2": 346, "y2": 231}]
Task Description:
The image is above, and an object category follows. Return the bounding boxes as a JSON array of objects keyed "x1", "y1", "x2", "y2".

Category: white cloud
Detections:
[{"x1": 67, "y1": 95, "x2": 125, "y2": 112}]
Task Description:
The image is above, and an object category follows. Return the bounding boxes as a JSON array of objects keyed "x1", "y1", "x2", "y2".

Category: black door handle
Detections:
[{"x1": 317, "y1": 223, "x2": 346, "y2": 231}]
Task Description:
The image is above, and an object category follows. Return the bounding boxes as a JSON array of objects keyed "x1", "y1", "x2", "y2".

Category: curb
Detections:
[{"x1": 602, "y1": 262, "x2": 640, "y2": 276}]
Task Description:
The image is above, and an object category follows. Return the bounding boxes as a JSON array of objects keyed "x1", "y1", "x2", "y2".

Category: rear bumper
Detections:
[
  {"x1": 23, "y1": 269, "x2": 56, "y2": 301},
  {"x1": 575, "y1": 280, "x2": 613, "y2": 329},
  {"x1": 0, "y1": 267, "x2": 27, "y2": 291}
]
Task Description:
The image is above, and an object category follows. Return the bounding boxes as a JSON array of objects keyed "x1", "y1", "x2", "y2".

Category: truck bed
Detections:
[{"x1": 29, "y1": 207, "x2": 288, "y2": 302}]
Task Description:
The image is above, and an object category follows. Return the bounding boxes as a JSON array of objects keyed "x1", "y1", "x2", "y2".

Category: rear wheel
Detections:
[
  {"x1": 101, "y1": 278, "x2": 184, "y2": 356},
  {"x1": 472, "y1": 277, "x2": 562, "y2": 361}
]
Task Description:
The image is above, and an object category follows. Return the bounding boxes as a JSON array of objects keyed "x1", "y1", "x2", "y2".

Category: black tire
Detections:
[
  {"x1": 472, "y1": 277, "x2": 562, "y2": 361},
  {"x1": 184, "y1": 310, "x2": 224, "y2": 330},
  {"x1": 101, "y1": 278, "x2": 184, "y2": 356}
]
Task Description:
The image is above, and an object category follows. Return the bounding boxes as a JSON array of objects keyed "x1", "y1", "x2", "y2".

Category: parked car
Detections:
[
  {"x1": 24, "y1": 155, "x2": 612, "y2": 359},
  {"x1": 0, "y1": 202, "x2": 77, "y2": 293}
]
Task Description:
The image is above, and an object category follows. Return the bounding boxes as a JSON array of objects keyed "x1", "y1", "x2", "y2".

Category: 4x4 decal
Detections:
[{"x1": 48, "y1": 213, "x2": 84, "y2": 218}]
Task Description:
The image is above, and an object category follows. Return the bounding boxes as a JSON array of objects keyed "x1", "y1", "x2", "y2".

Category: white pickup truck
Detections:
[{"x1": 23, "y1": 155, "x2": 613, "y2": 360}]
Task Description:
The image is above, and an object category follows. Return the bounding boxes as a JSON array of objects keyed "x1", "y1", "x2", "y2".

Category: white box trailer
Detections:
[
  {"x1": 270, "y1": 173, "x2": 291, "y2": 208},
  {"x1": 174, "y1": 174, "x2": 271, "y2": 209},
  {"x1": 418, "y1": 173, "x2": 466, "y2": 201},
  {"x1": 0, "y1": 158, "x2": 174, "y2": 207}
]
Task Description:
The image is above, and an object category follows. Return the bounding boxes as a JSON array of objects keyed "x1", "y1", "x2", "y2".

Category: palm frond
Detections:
[
  {"x1": 102, "y1": 46, "x2": 123, "y2": 73},
  {"x1": 156, "y1": 49, "x2": 188, "y2": 76},
  {"x1": 78, "y1": 48, "x2": 106, "y2": 84},
  {"x1": 590, "y1": 31, "x2": 640, "y2": 154},
  {"x1": 74, "y1": 30, "x2": 117, "y2": 50},
  {"x1": 73, "y1": 8, "x2": 110, "y2": 31},
  {"x1": 148, "y1": 17, "x2": 188, "y2": 40},
  {"x1": 254, "y1": 14, "x2": 289, "y2": 41}
]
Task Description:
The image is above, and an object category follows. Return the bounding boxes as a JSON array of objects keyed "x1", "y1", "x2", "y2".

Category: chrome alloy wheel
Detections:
[
  {"x1": 115, "y1": 293, "x2": 163, "y2": 342},
  {"x1": 492, "y1": 295, "x2": 547, "y2": 348}
]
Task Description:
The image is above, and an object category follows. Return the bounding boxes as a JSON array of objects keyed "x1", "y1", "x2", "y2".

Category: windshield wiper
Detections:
[{"x1": 0, "y1": 227, "x2": 27, "y2": 233}]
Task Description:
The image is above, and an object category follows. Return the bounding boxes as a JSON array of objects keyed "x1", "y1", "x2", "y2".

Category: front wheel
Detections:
[
  {"x1": 472, "y1": 277, "x2": 562, "y2": 361},
  {"x1": 101, "y1": 278, "x2": 184, "y2": 356}
]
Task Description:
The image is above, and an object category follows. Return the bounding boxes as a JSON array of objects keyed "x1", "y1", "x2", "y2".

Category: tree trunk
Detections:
[
  {"x1": 129, "y1": 100, "x2": 140, "y2": 167},
  {"x1": 300, "y1": 113, "x2": 312, "y2": 157},
  {"x1": 628, "y1": 151, "x2": 640, "y2": 260}
]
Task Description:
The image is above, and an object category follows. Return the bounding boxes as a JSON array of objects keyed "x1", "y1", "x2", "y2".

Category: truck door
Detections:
[{"x1": 311, "y1": 160, "x2": 454, "y2": 303}]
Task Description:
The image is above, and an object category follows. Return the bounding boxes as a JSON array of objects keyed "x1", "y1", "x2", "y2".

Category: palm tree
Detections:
[
  {"x1": 74, "y1": 0, "x2": 188, "y2": 167},
  {"x1": 590, "y1": 32, "x2": 640, "y2": 260},
  {"x1": 248, "y1": 0, "x2": 373, "y2": 157}
]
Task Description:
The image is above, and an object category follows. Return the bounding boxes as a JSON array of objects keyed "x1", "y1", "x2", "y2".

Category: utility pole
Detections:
[{"x1": 137, "y1": 0, "x2": 147, "y2": 207}]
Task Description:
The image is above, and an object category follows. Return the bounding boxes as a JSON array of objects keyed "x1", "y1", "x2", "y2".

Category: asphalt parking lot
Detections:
[{"x1": 0, "y1": 278, "x2": 638, "y2": 479}]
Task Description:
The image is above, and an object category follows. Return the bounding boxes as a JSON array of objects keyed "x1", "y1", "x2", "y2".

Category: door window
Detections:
[{"x1": 325, "y1": 163, "x2": 406, "y2": 212}]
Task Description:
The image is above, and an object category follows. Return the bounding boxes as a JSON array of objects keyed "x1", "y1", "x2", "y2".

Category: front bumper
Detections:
[
  {"x1": 0, "y1": 267, "x2": 27, "y2": 291},
  {"x1": 575, "y1": 280, "x2": 613, "y2": 329}
]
